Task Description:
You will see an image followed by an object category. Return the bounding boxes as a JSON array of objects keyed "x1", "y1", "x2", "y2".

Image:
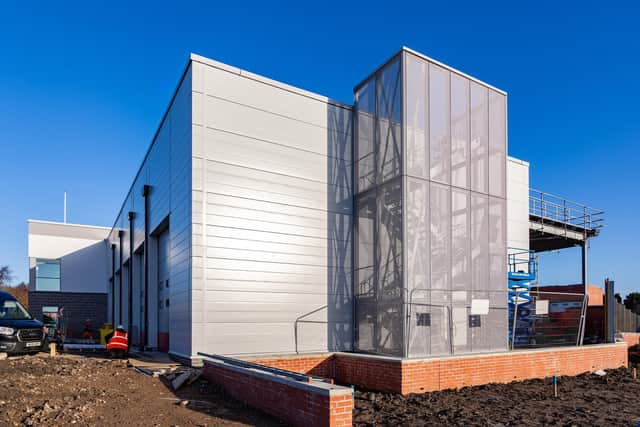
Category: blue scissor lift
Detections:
[{"x1": 508, "y1": 250, "x2": 537, "y2": 348}]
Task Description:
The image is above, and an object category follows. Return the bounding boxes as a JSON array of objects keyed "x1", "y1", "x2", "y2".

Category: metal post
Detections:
[
  {"x1": 118, "y1": 230, "x2": 124, "y2": 327},
  {"x1": 128, "y1": 212, "x2": 135, "y2": 338},
  {"x1": 110, "y1": 244, "x2": 115, "y2": 325},
  {"x1": 511, "y1": 291, "x2": 519, "y2": 351},
  {"x1": 142, "y1": 185, "x2": 151, "y2": 350},
  {"x1": 604, "y1": 278, "x2": 615, "y2": 343},
  {"x1": 578, "y1": 239, "x2": 588, "y2": 346}
]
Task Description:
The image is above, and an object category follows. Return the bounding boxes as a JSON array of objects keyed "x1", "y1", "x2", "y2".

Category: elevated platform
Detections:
[{"x1": 528, "y1": 189, "x2": 603, "y2": 252}]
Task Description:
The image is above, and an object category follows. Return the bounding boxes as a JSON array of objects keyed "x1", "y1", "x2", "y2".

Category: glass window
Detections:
[
  {"x1": 36, "y1": 259, "x2": 60, "y2": 291},
  {"x1": 0, "y1": 298, "x2": 32, "y2": 320}
]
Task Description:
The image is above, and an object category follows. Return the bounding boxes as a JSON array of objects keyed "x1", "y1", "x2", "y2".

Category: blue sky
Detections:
[{"x1": 0, "y1": 1, "x2": 638, "y2": 295}]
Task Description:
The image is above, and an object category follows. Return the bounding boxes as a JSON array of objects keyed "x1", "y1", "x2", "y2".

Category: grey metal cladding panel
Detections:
[
  {"x1": 195, "y1": 94, "x2": 351, "y2": 159},
  {"x1": 451, "y1": 188, "x2": 470, "y2": 292},
  {"x1": 200, "y1": 160, "x2": 349, "y2": 213},
  {"x1": 429, "y1": 64, "x2": 451, "y2": 185},
  {"x1": 488, "y1": 91, "x2": 507, "y2": 198},
  {"x1": 204, "y1": 278, "x2": 327, "y2": 295},
  {"x1": 355, "y1": 81, "x2": 376, "y2": 193},
  {"x1": 430, "y1": 182, "x2": 451, "y2": 295},
  {"x1": 451, "y1": 74, "x2": 470, "y2": 190},
  {"x1": 199, "y1": 127, "x2": 351, "y2": 185},
  {"x1": 376, "y1": 59, "x2": 402, "y2": 183},
  {"x1": 470, "y1": 82, "x2": 488, "y2": 194},
  {"x1": 404, "y1": 54, "x2": 428, "y2": 180},
  {"x1": 471, "y1": 193, "x2": 490, "y2": 293},
  {"x1": 489, "y1": 196, "x2": 507, "y2": 293},
  {"x1": 198, "y1": 321, "x2": 331, "y2": 355},
  {"x1": 193, "y1": 60, "x2": 350, "y2": 129},
  {"x1": 192, "y1": 62, "x2": 352, "y2": 356},
  {"x1": 405, "y1": 177, "x2": 429, "y2": 296}
]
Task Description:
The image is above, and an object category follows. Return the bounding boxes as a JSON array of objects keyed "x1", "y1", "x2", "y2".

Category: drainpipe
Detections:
[
  {"x1": 118, "y1": 230, "x2": 124, "y2": 327},
  {"x1": 142, "y1": 185, "x2": 151, "y2": 350},
  {"x1": 110, "y1": 243, "x2": 115, "y2": 325},
  {"x1": 128, "y1": 212, "x2": 135, "y2": 338}
]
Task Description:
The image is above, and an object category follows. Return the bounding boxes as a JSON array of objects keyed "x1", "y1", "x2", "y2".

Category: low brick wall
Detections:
[
  {"x1": 202, "y1": 358, "x2": 352, "y2": 427},
  {"x1": 621, "y1": 333, "x2": 640, "y2": 347},
  {"x1": 251, "y1": 344, "x2": 627, "y2": 395}
]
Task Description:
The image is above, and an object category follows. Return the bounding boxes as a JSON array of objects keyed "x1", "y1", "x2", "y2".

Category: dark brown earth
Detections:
[
  {"x1": 0, "y1": 353, "x2": 282, "y2": 426},
  {"x1": 354, "y1": 367, "x2": 640, "y2": 426}
]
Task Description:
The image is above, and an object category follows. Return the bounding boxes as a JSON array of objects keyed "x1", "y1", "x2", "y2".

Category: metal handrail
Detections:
[{"x1": 529, "y1": 188, "x2": 604, "y2": 231}]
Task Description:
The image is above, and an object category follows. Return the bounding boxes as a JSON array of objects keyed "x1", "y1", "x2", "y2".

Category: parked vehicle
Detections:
[{"x1": 0, "y1": 290, "x2": 45, "y2": 355}]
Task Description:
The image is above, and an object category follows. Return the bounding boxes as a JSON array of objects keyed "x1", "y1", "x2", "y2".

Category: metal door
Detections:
[{"x1": 157, "y1": 230, "x2": 170, "y2": 352}]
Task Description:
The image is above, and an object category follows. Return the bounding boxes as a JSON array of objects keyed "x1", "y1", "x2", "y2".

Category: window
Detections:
[{"x1": 35, "y1": 259, "x2": 61, "y2": 291}]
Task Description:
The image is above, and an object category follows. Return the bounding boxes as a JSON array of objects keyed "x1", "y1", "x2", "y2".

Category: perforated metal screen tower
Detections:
[{"x1": 353, "y1": 49, "x2": 508, "y2": 358}]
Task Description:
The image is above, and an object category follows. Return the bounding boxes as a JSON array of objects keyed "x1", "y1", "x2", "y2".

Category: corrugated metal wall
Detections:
[{"x1": 190, "y1": 57, "x2": 353, "y2": 356}]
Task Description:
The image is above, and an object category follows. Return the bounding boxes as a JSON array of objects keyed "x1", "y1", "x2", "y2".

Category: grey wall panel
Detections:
[
  {"x1": 429, "y1": 64, "x2": 451, "y2": 185},
  {"x1": 470, "y1": 82, "x2": 488, "y2": 194},
  {"x1": 400, "y1": 51, "x2": 507, "y2": 358},
  {"x1": 489, "y1": 91, "x2": 507, "y2": 198},
  {"x1": 191, "y1": 60, "x2": 353, "y2": 356},
  {"x1": 451, "y1": 74, "x2": 470, "y2": 189},
  {"x1": 451, "y1": 188, "x2": 470, "y2": 292},
  {"x1": 405, "y1": 54, "x2": 428, "y2": 180},
  {"x1": 430, "y1": 182, "x2": 451, "y2": 295}
]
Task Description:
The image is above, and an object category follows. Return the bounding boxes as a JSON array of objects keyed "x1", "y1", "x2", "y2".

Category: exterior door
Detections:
[{"x1": 157, "y1": 230, "x2": 170, "y2": 352}]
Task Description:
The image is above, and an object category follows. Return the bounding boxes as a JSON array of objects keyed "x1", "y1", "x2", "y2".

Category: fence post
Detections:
[{"x1": 604, "y1": 278, "x2": 615, "y2": 343}]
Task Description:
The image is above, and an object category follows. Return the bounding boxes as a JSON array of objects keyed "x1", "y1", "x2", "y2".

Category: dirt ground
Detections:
[
  {"x1": 0, "y1": 353, "x2": 282, "y2": 426},
  {"x1": 354, "y1": 367, "x2": 640, "y2": 426}
]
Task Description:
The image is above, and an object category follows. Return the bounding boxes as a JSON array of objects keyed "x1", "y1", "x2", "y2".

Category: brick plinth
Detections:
[
  {"x1": 621, "y1": 333, "x2": 640, "y2": 347},
  {"x1": 202, "y1": 359, "x2": 352, "y2": 427},
  {"x1": 251, "y1": 343, "x2": 627, "y2": 395}
]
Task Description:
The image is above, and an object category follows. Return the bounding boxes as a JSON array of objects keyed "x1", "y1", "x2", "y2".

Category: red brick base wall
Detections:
[
  {"x1": 251, "y1": 344, "x2": 627, "y2": 395},
  {"x1": 622, "y1": 333, "x2": 640, "y2": 347},
  {"x1": 246, "y1": 354, "x2": 335, "y2": 377},
  {"x1": 202, "y1": 360, "x2": 352, "y2": 427},
  {"x1": 399, "y1": 344, "x2": 627, "y2": 393}
]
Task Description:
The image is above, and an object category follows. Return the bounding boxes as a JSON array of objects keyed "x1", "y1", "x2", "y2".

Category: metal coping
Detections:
[{"x1": 353, "y1": 46, "x2": 507, "y2": 96}]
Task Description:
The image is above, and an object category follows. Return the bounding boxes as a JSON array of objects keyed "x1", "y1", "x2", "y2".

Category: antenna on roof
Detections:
[{"x1": 64, "y1": 191, "x2": 67, "y2": 223}]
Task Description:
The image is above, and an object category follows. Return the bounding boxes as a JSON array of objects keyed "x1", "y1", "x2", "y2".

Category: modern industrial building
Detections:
[{"x1": 27, "y1": 47, "x2": 602, "y2": 364}]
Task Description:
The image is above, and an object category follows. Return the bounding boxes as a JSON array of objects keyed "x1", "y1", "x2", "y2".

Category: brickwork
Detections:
[
  {"x1": 252, "y1": 344, "x2": 627, "y2": 395},
  {"x1": 28, "y1": 291, "x2": 107, "y2": 338},
  {"x1": 621, "y1": 332, "x2": 640, "y2": 347},
  {"x1": 202, "y1": 360, "x2": 352, "y2": 427},
  {"x1": 245, "y1": 354, "x2": 335, "y2": 377}
]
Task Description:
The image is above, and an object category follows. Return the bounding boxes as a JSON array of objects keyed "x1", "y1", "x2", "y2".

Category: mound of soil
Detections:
[
  {"x1": 0, "y1": 353, "x2": 281, "y2": 426},
  {"x1": 354, "y1": 368, "x2": 640, "y2": 426}
]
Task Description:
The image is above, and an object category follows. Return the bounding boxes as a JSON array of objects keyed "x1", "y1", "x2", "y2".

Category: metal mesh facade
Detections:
[{"x1": 355, "y1": 50, "x2": 508, "y2": 358}]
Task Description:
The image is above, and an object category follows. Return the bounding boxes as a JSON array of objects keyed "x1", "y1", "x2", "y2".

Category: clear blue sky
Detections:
[{"x1": 0, "y1": 1, "x2": 638, "y2": 295}]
